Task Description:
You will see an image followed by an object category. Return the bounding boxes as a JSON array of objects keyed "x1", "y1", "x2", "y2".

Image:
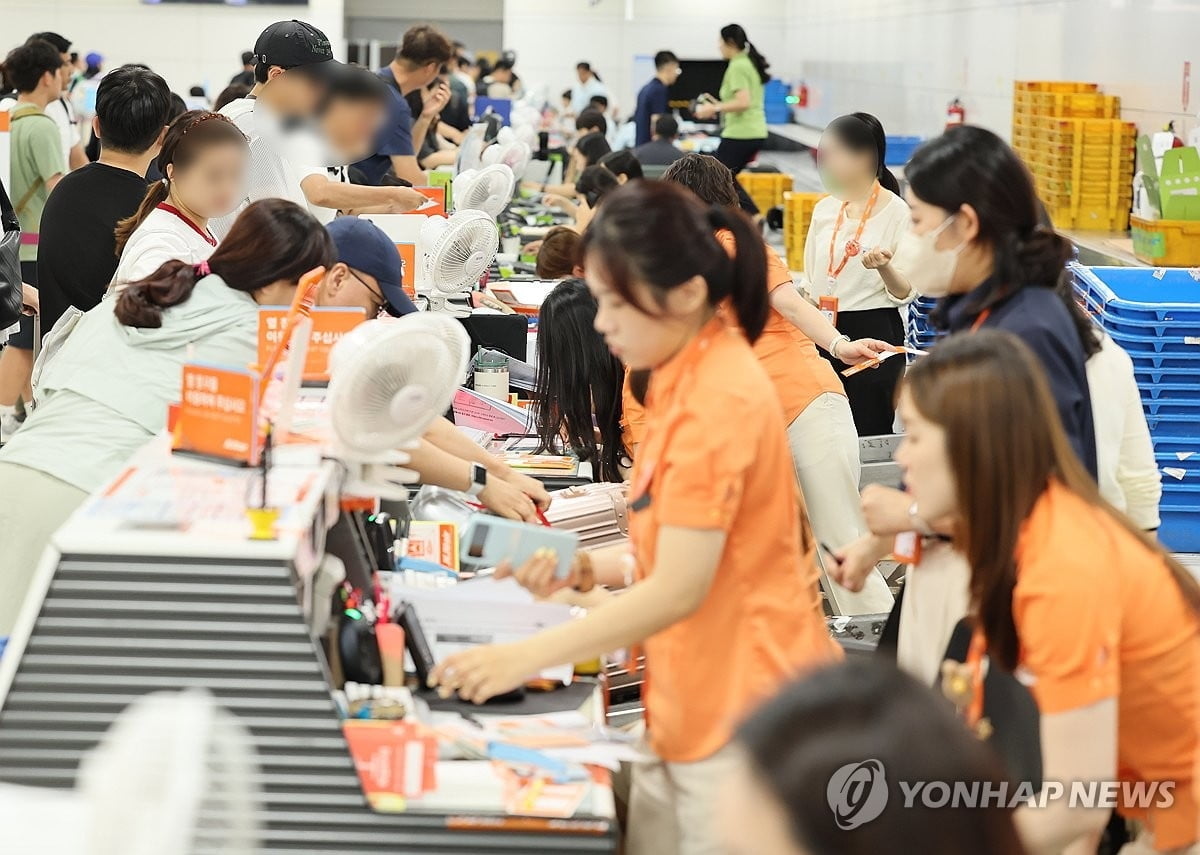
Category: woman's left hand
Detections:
[
  {"x1": 835, "y1": 338, "x2": 891, "y2": 365},
  {"x1": 861, "y1": 247, "x2": 893, "y2": 270},
  {"x1": 692, "y1": 102, "x2": 717, "y2": 120},
  {"x1": 504, "y1": 470, "x2": 552, "y2": 510},
  {"x1": 429, "y1": 642, "x2": 534, "y2": 704}
]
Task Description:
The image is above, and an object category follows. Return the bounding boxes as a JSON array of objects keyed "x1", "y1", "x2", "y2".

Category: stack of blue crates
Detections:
[
  {"x1": 764, "y1": 79, "x2": 792, "y2": 125},
  {"x1": 907, "y1": 296, "x2": 943, "y2": 356},
  {"x1": 1070, "y1": 263, "x2": 1200, "y2": 553}
]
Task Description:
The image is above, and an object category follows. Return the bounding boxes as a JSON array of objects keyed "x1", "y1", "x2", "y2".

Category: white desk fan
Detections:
[
  {"x1": 453, "y1": 163, "x2": 515, "y2": 218},
  {"x1": 419, "y1": 210, "x2": 499, "y2": 315},
  {"x1": 327, "y1": 314, "x2": 469, "y2": 499},
  {"x1": 482, "y1": 138, "x2": 533, "y2": 180},
  {"x1": 456, "y1": 125, "x2": 488, "y2": 174}
]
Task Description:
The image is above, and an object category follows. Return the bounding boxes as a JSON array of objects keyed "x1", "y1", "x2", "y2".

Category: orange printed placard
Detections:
[
  {"x1": 343, "y1": 720, "x2": 437, "y2": 809},
  {"x1": 174, "y1": 363, "x2": 258, "y2": 465},
  {"x1": 396, "y1": 243, "x2": 417, "y2": 298},
  {"x1": 258, "y1": 307, "x2": 367, "y2": 384},
  {"x1": 403, "y1": 186, "x2": 446, "y2": 217}
]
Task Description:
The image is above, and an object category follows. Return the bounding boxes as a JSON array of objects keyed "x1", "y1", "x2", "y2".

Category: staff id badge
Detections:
[
  {"x1": 892, "y1": 531, "x2": 922, "y2": 565},
  {"x1": 819, "y1": 294, "x2": 839, "y2": 326}
]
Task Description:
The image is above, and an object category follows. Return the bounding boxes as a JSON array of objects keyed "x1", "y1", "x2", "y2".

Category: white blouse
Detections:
[
  {"x1": 799, "y1": 189, "x2": 916, "y2": 311},
  {"x1": 112, "y1": 206, "x2": 218, "y2": 288}
]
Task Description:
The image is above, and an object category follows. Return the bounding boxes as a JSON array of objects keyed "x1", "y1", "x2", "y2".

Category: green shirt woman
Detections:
[{"x1": 693, "y1": 24, "x2": 771, "y2": 176}]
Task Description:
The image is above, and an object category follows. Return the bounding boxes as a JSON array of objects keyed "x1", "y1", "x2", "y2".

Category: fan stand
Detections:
[{"x1": 425, "y1": 291, "x2": 473, "y2": 318}]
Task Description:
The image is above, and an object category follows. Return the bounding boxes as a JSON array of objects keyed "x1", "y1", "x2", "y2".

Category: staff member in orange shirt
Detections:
[
  {"x1": 897, "y1": 331, "x2": 1200, "y2": 855},
  {"x1": 661, "y1": 153, "x2": 893, "y2": 612},
  {"x1": 431, "y1": 181, "x2": 840, "y2": 855}
]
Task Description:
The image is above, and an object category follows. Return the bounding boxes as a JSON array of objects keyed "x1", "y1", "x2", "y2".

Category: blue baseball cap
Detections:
[{"x1": 325, "y1": 217, "x2": 417, "y2": 316}]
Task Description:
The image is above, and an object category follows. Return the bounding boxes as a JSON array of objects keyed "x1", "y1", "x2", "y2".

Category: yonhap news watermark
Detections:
[{"x1": 827, "y1": 760, "x2": 1176, "y2": 831}]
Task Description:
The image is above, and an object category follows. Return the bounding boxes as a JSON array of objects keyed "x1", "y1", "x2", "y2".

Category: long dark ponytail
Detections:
[
  {"x1": 581, "y1": 180, "x2": 769, "y2": 342},
  {"x1": 825, "y1": 113, "x2": 901, "y2": 195},
  {"x1": 115, "y1": 199, "x2": 335, "y2": 328},
  {"x1": 114, "y1": 110, "x2": 247, "y2": 257},
  {"x1": 720, "y1": 24, "x2": 770, "y2": 84},
  {"x1": 535, "y1": 278, "x2": 629, "y2": 482}
]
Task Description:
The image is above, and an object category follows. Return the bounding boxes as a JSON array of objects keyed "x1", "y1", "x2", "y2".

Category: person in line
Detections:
[
  {"x1": 0, "y1": 33, "x2": 89, "y2": 173},
  {"x1": 633, "y1": 114, "x2": 685, "y2": 167},
  {"x1": 478, "y1": 57, "x2": 521, "y2": 99},
  {"x1": 112, "y1": 111, "x2": 248, "y2": 288},
  {"x1": 692, "y1": 24, "x2": 769, "y2": 175},
  {"x1": 0, "y1": 39, "x2": 67, "y2": 442},
  {"x1": 184, "y1": 86, "x2": 210, "y2": 112},
  {"x1": 534, "y1": 226, "x2": 584, "y2": 280},
  {"x1": 800, "y1": 113, "x2": 916, "y2": 435},
  {"x1": 353, "y1": 24, "x2": 453, "y2": 187},
  {"x1": 300, "y1": 65, "x2": 429, "y2": 224},
  {"x1": 213, "y1": 82, "x2": 250, "y2": 112},
  {"x1": 430, "y1": 181, "x2": 841, "y2": 855},
  {"x1": 834, "y1": 126, "x2": 1101, "y2": 594},
  {"x1": 231, "y1": 50, "x2": 256, "y2": 88},
  {"x1": 634, "y1": 51, "x2": 680, "y2": 147},
  {"x1": 896, "y1": 331, "x2": 1199, "y2": 855},
  {"x1": 319, "y1": 217, "x2": 551, "y2": 519},
  {"x1": 723, "y1": 660, "x2": 1029, "y2": 855},
  {"x1": 0, "y1": 200, "x2": 336, "y2": 638},
  {"x1": 662, "y1": 153, "x2": 894, "y2": 612},
  {"x1": 599, "y1": 149, "x2": 643, "y2": 184},
  {"x1": 37, "y1": 64, "x2": 172, "y2": 335},
  {"x1": 570, "y1": 62, "x2": 607, "y2": 116},
  {"x1": 212, "y1": 19, "x2": 345, "y2": 237},
  {"x1": 142, "y1": 93, "x2": 188, "y2": 183},
  {"x1": 534, "y1": 278, "x2": 631, "y2": 483},
  {"x1": 408, "y1": 71, "x2": 461, "y2": 171},
  {"x1": 1087, "y1": 324, "x2": 1160, "y2": 531}
]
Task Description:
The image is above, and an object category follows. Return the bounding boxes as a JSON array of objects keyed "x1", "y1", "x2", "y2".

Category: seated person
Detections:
[
  {"x1": 598, "y1": 149, "x2": 643, "y2": 184},
  {"x1": 545, "y1": 164, "x2": 618, "y2": 232},
  {"x1": 539, "y1": 130, "x2": 611, "y2": 199},
  {"x1": 534, "y1": 226, "x2": 583, "y2": 280},
  {"x1": 633, "y1": 114, "x2": 685, "y2": 167}
]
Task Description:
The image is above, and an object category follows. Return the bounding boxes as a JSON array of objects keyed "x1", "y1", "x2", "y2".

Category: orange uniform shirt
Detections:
[
  {"x1": 1011, "y1": 481, "x2": 1200, "y2": 848},
  {"x1": 620, "y1": 370, "x2": 647, "y2": 451},
  {"x1": 715, "y1": 230, "x2": 844, "y2": 424},
  {"x1": 629, "y1": 315, "x2": 841, "y2": 763}
]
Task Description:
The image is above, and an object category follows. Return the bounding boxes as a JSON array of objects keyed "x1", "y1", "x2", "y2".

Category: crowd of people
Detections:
[{"x1": 0, "y1": 17, "x2": 1197, "y2": 855}]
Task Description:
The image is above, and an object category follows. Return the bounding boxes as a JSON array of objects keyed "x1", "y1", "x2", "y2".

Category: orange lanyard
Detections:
[
  {"x1": 970, "y1": 308, "x2": 992, "y2": 332},
  {"x1": 965, "y1": 627, "x2": 987, "y2": 728},
  {"x1": 826, "y1": 182, "x2": 882, "y2": 288}
]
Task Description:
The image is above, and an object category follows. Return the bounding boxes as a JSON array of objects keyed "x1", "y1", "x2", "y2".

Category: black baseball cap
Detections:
[
  {"x1": 326, "y1": 217, "x2": 417, "y2": 317},
  {"x1": 252, "y1": 20, "x2": 340, "y2": 76}
]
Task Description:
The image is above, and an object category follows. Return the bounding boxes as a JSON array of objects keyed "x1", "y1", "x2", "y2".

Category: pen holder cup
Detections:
[{"x1": 246, "y1": 507, "x2": 281, "y2": 541}]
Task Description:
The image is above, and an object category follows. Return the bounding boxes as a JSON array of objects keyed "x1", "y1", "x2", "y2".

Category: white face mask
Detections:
[{"x1": 891, "y1": 214, "x2": 966, "y2": 298}]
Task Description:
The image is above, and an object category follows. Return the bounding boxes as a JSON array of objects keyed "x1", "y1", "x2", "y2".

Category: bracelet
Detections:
[
  {"x1": 829, "y1": 334, "x2": 851, "y2": 358},
  {"x1": 908, "y1": 501, "x2": 936, "y2": 537}
]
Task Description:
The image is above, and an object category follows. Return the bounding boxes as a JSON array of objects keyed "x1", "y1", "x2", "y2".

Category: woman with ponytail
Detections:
[
  {"x1": 0, "y1": 200, "x2": 334, "y2": 638},
  {"x1": 431, "y1": 181, "x2": 840, "y2": 854},
  {"x1": 111, "y1": 109, "x2": 248, "y2": 287},
  {"x1": 802, "y1": 112, "x2": 915, "y2": 435},
  {"x1": 693, "y1": 23, "x2": 770, "y2": 176}
]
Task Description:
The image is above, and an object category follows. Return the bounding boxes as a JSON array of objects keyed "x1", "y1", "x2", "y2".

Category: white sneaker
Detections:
[{"x1": 0, "y1": 411, "x2": 24, "y2": 444}]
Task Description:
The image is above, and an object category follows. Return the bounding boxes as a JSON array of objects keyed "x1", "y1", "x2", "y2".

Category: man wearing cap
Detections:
[
  {"x1": 319, "y1": 217, "x2": 552, "y2": 522},
  {"x1": 212, "y1": 19, "x2": 345, "y2": 239}
]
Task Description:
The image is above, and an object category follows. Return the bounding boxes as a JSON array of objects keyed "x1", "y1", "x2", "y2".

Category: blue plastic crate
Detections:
[
  {"x1": 1145, "y1": 412, "x2": 1200, "y2": 438},
  {"x1": 1138, "y1": 382, "x2": 1200, "y2": 401},
  {"x1": 1135, "y1": 365, "x2": 1200, "y2": 385},
  {"x1": 1070, "y1": 264, "x2": 1200, "y2": 322},
  {"x1": 1144, "y1": 398, "x2": 1200, "y2": 416},
  {"x1": 1160, "y1": 507, "x2": 1200, "y2": 552},
  {"x1": 1104, "y1": 326, "x2": 1200, "y2": 355},
  {"x1": 1076, "y1": 289, "x2": 1184, "y2": 338},
  {"x1": 1127, "y1": 351, "x2": 1200, "y2": 371},
  {"x1": 885, "y1": 136, "x2": 923, "y2": 166}
]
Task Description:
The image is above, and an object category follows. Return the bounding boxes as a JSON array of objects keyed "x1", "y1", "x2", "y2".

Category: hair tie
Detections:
[{"x1": 195, "y1": 260, "x2": 211, "y2": 277}]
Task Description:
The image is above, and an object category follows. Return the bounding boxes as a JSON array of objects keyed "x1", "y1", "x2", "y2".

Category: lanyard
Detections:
[
  {"x1": 156, "y1": 203, "x2": 217, "y2": 247},
  {"x1": 970, "y1": 308, "x2": 992, "y2": 332},
  {"x1": 965, "y1": 627, "x2": 987, "y2": 728},
  {"x1": 826, "y1": 181, "x2": 882, "y2": 288}
]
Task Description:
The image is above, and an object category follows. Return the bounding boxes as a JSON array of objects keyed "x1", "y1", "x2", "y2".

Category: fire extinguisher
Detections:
[
  {"x1": 946, "y1": 98, "x2": 965, "y2": 128},
  {"x1": 797, "y1": 81, "x2": 809, "y2": 109}
]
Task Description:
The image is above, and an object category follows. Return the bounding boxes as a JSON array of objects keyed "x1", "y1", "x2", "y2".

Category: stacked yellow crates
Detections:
[
  {"x1": 782, "y1": 192, "x2": 824, "y2": 271},
  {"x1": 1012, "y1": 81, "x2": 1136, "y2": 231},
  {"x1": 737, "y1": 173, "x2": 794, "y2": 213}
]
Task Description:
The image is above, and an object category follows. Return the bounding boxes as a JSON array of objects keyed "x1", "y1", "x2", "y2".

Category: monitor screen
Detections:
[{"x1": 669, "y1": 59, "x2": 729, "y2": 122}]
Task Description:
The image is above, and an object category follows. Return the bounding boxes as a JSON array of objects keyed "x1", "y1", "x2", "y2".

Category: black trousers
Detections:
[
  {"x1": 715, "y1": 137, "x2": 766, "y2": 175},
  {"x1": 819, "y1": 306, "x2": 905, "y2": 436}
]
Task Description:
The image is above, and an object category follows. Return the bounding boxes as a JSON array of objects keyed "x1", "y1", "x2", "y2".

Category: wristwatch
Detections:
[
  {"x1": 466, "y1": 463, "x2": 488, "y2": 497},
  {"x1": 908, "y1": 501, "x2": 935, "y2": 537}
]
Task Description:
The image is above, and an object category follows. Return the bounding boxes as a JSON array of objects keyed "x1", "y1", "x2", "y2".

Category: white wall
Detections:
[
  {"x1": 786, "y1": 0, "x2": 1200, "y2": 141},
  {"x1": 502, "y1": 0, "x2": 794, "y2": 116},
  {"x1": 2, "y1": 0, "x2": 345, "y2": 98}
]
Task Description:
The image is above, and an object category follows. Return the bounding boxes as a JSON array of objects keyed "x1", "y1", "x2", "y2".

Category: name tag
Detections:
[{"x1": 819, "y1": 294, "x2": 839, "y2": 327}]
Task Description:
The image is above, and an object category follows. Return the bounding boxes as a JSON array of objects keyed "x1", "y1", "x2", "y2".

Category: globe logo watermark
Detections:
[{"x1": 826, "y1": 760, "x2": 889, "y2": 830}]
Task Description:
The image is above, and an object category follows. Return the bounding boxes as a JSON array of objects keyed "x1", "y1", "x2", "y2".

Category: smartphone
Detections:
[{"x1": 459, "y1": 516, "x2": 578, "y2": 580}]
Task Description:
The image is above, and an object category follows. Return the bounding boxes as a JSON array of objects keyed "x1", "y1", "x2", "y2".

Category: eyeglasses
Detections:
[{"x1": 347, "y1": 267, "x2": 387, "y2": 315}]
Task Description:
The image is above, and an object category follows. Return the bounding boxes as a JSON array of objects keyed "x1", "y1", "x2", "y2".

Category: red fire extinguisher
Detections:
[
  {"x1": 946, "y1": 98, "x2": 965, "y2": 128},
  {"x1": 797, "y1": 81, "x2": 809, "y2": 109}
]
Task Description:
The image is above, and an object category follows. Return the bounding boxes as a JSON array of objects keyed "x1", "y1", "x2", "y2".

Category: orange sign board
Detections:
[
  {"x1": 174, "y1": 364, "x2": 258, "y2": 465},
  {"x1": 258, "y1": 307, "x2": 367, "y2": 384},
  {"x1": 404, "y1": 186, "x2": 447, "y2": 217},
  {"x1": 396, "y1": 243, "x2": 417, "y2": 298}
]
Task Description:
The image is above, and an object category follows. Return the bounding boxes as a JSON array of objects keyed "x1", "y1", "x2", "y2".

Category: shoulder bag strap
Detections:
[{"x1": 9, "y1": 107, "x2": 55, "y2": 215}]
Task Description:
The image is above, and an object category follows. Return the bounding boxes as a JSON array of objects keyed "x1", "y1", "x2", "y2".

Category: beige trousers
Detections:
[
  {"x1": 625, "y1": 740, "x2": 739, "y2": 855},
  {"x1": 0, "y1": 462, "x2": 88, "y2": 637},
  {"x1": 787, "y1": 391, "x2": 893, "y2": 615}
]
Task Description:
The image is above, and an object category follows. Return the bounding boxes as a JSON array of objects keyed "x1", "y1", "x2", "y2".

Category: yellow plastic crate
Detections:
[
  {"x1": 1027, "y1": 92, "x2": 1120, "y2": 119},
  {"x1": 738, "y1": 173, "x2": 794, "y2": 209},
  {"x1": 1014, "y1": 81, "x2": 1100, "y2": 94},
  {"x1": 1074, "y1": 202, "x2": 1131, "y2": 232},
  {"x1": 1130, "y1": 216, "x2": 1200, "y2": 265}
]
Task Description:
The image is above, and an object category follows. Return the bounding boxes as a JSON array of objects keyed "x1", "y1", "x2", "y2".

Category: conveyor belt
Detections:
[{"x1": 0, "y1": 553, "x2": 616, "y2": 854}]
